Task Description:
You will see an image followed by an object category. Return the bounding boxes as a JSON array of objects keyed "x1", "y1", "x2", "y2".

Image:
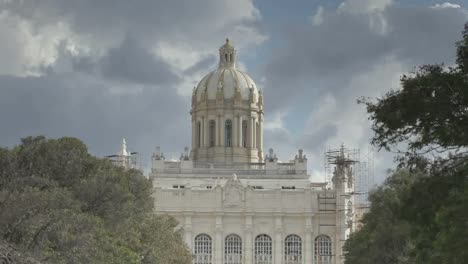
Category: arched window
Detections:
[
  {"x1": 194, "y1": 234, "x2": 212, "y2": 264},
  {"x1": 209, "y1": 120, "x2": 216, "y2": 147},
  {"x1": 284, "y1": 234, "x2": 302, "y2": 264},
  {"x1": 242, "y1": 120, "x2": 248, "y2": 148},
  {"x1": 225, "y1": 120, "x2": 232, "y2": 147},
  {"x1": 254, "y1": 234, "x2": 272, "y2": 264},
  {"x1": 197, "y1": 121, "x2": 201, "y2": 148},
  {"x1": 314, "y1": 235, "x2": 332, "y2": 264},
  {"x1": 224, "y1": 234, "x2": 242, "y2": 264}
]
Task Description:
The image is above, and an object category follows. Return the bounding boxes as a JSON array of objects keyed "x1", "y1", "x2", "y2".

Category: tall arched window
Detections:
[
  {"x1": 284, "y1": 234, "x2": 302, "y2": 264},
  {"x1": 254, "y1": 234, "x2": 272, "y2": 264},
  {"x1": 194, "y1": 234, "x2": 212, "y2": 264},
  {"x1": 242, "y1": 120, "x2": 248, "y2": 148},
  {"x1": 209, "y1": 120, "x2": 216, "y2": 147},
  {"x1": 314, "y1": 235, "x2": 332, "y2": 264},
  {"x1": 225, "y1": 120, "x2": 232, "y2": 147},
  {"x1": 197, "y1": 121, "x2": 201, "y2": 148},
  {"x1": 224, "y1": 234, "x2": 242, "y2": 264}
]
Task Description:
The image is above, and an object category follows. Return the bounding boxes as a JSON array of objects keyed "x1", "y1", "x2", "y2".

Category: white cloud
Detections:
[
  {"x1": 338, "y1": 0, "x2": 393, "y2": 14},
  {"x1": 311, "y1": 6, "x2": 325, "y2": 26},
  {"x1": 0, "y1": 0, "x2": 266, "y2": 167},
  {"x1": 431, "y1": 2, "x2": 461, "y2": 9}
]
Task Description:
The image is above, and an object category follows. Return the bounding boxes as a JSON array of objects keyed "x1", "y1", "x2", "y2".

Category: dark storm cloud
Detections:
[
  {"x1": 263, "y1": 5, "x2": 467, "y2": 110},
  {"x1": 0, "y1": 73, "x2": 190, "y2": 160},
  {"x1": 1, "y1": 0, "x2": 260, "y2": 47},
  {"x1": 100, "y1": 35, "x2": 179, "y2": 85},
  {"x1": 0, "y1": 0, "x2": 263, "y2": 164}
]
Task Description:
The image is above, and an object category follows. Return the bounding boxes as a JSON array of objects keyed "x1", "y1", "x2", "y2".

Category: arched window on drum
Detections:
[
  {"x1": 197, "y1": 121, "x2": 201, "y2": 148},
  {"x1": 242, "y1": 120, "x2": 248, "y2": 148},
  {"x1": 194, "y1": 234, "x2": 212, "y2": 264},
  {"x1": 225, "y1": 119, "x2": 232, "y2": 147},
  {"x1": 209, "y1": 120, "x2": 216, "y2": 147}
]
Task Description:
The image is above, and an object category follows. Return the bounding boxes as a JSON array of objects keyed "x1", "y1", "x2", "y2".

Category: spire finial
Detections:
[
  {"x1": 219, "y1": 38, "x2": 236, "y2": 69},
  {"x1": 119, "y1": 138, "x2": 129, "y2": 156}
]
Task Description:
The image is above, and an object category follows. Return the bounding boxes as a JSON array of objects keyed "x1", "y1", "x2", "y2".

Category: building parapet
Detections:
[{"x1": 151, "y1": 147, "x2": 308, "y2": 178}]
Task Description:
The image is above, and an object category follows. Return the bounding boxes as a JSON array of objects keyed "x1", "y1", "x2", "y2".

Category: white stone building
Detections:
[{"x1": 150, "y1": 39, "x2": 356, "y2": 264}]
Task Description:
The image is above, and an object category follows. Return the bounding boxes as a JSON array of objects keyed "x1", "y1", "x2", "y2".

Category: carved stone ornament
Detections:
[
  {"x1": 192, "y1": 87, "x2": 197, "y2": 107},
  {"x1": 200, "y1": 89, "x2": 206, "y2": 102},
  {"x1": 234, "y1": 86, "x2": 242, "y2": 102},
  {"x1": 249, "y1": 86, "x2": 256, "y2": 103},
  {"x1": 223, "y1": 174, "x2": 243, "y2": 207},
  {"x1": 216, "y1": 82, "x2": 224, "y2": 103}
]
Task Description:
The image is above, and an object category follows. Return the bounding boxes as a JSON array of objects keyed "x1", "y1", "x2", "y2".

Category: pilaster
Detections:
[
  {"x1": 244, "y1": 215, "x2": 253, "y2": 264},
  {"x1": 304, "y1": 216, "x2": 313, "y2": 264},
  {"x1": 184, "y1": 214, "x2": 193, "y2": 250},
  {"x1": 215, "y1": 215, "x2": 223, "y2": 263},
  {"x1": 274, "y1": 215, "x2": 283, "y2": 264}
]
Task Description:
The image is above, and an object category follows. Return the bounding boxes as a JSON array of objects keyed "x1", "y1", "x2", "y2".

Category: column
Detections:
[
  {"x1": 249, "y1": 117, "x2": 253, "y2": 148},
  {"x1": 217, "y1": 115, "x2": 221, "y2": 146},
  {"x1": 201, "y1": 116, "x2": 205, "y2": 147},
  {"x1": 215, "y1": 215, "x2": 223, "y2": 263},
  {"x1": 245, "y1": 215, "x2": 253, "y2": 263},
  {"x1": 192, "y1": 119, "x2": 196, "y2": 150},
  {"x1": 252, "y1": 117, "x2": 256, "y2": 149},
  {"x1": 204, "y1": 117, "x2": 209, "y2": 148},
  {"x1": 233, "y1": 115, "x2": 238, "y2": 147},
  {"x1": 220, "y1": 116, "x2": 225, "y2": 147},
  {"x1": 274, "y1": 216, "x2": 283, "y2": 264},
  {"x1": 184, "y1": 214, "x2": 193, "y2": 251},
  {"x1": 238, "y1": 116, "x2": 242, "y2": 147},
  {"x1": 258, "y1": 117, "x2": 263, "y2": 154}
]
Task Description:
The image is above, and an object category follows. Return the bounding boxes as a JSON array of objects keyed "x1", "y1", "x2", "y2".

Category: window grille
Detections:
[
  {"x1": 194, "y1": 234, "x2": 212, "y2": 264},
  {"x1": 284, "y1": 234, "x2": 302, "y2": 264},
  {"x1": 254, "y1": 234, "x2": 272, "y2": 264},
  {"x1": 224, "y1": 234, "x2": 242, "y2": 264},
  {"x1": 314, "y1": 235, "x2": 332, "y2": 264}
]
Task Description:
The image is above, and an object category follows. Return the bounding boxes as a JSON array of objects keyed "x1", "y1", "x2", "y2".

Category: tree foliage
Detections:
[
  {"x1": 345, "y1": 23, "x2": 468, "y2": 264},
  {"x1": 0, "y1": 136, "x2": 192, "y2": 264},
  {"x1": 344, "y1": 170, "x2": 417, "y2": 264},
  {"x1": 359, "y1": 24, "x2": 468, "y2": 167}
]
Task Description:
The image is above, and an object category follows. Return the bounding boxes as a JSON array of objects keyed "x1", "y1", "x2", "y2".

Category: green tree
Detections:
[
  {"x1": 346, "y1": 23, "x2": 468, "y2": 264},
  {"x1": 344, "y1": 170, "x2": 416, "y2": 264},
  {"x1": 0, "y1": 136, "x2": 192, "y2": 264}
]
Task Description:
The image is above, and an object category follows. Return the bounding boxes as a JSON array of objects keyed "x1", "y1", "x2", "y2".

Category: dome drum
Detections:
[{"x1": 191, "y1": 39, "x2": 263, "y2": 163}]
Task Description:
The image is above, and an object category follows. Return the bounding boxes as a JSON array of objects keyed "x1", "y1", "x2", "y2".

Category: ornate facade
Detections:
[{"x1": 151, "y1": 40, "x2": 355, "y2": 264}]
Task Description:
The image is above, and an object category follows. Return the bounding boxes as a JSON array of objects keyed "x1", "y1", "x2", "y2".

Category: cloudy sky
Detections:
[{"x1": 0, "y1": 0, "x2": 467, "y2": 183}]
